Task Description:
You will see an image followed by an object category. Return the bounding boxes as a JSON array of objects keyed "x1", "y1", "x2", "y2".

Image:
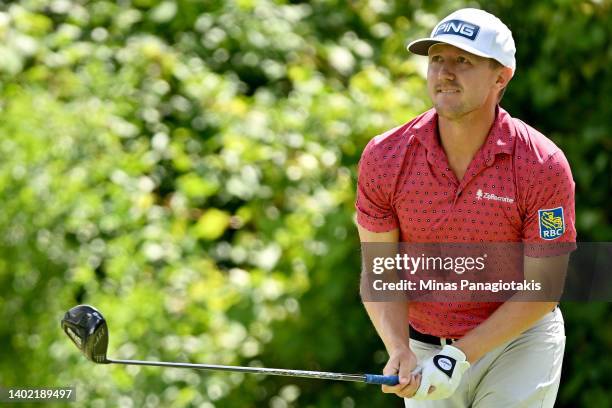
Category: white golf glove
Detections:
[{"x1": 413, "y1": 345, "x2": 470, "y2": 400}]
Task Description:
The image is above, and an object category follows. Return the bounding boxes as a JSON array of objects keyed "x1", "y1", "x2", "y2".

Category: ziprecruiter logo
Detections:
[{"x1": 476, "y1": 189, "x2": 514, "y2": 203}]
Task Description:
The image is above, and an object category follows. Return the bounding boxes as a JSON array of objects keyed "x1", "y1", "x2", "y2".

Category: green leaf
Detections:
[{"x1": 194, "y1": 209, "x2": 231, "y2": 240}]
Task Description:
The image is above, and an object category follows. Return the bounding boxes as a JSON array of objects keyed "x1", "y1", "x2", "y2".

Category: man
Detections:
[{"x1": 355, "y1": 8, "x2": 576, "y2": 407}]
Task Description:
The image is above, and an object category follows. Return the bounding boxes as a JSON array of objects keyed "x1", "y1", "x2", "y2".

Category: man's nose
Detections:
[{"x1": 437, "y1": 62, "x2": 455, "y2": 81}]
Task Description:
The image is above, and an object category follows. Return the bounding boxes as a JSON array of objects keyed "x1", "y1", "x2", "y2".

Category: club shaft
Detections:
[{"x1": 108, "y1": 359, "x2": 366, "y2": 382}]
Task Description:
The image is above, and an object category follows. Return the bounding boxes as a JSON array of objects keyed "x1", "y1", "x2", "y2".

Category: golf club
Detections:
[{"x1": 61, "y1": 304, "x2": 400, "y2": 386}]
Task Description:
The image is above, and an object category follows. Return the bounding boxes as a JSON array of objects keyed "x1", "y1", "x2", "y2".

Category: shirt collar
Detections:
[
  {"x1": 412, "y1": 106, "x2": 516, "y2": 163},
  {"x1": 482, "y1": 106, "x2": 515, "y2": 160}
]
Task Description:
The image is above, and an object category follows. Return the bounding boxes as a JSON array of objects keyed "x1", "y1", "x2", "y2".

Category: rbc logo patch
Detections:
[{"x1": 538, "y1": 207, "x2": 565, "y2": 240}]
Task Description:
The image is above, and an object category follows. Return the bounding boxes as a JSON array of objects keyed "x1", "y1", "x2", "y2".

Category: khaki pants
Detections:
[{"x1": 405, "y1": 308, "x2": 565, "y2": 408}]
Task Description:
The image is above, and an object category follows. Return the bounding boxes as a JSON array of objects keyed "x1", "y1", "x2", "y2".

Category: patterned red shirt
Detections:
[{"x1": 356, "y1": 107, "x2": 576, "y2": 337}]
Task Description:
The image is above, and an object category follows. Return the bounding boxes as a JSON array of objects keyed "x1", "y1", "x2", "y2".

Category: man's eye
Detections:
[
  {"x1": 430, "y1": 56, "x2": 442, "y2": 62},
  {"x1": 457, "y1": 57, "x2": 469, "y2": 64}
]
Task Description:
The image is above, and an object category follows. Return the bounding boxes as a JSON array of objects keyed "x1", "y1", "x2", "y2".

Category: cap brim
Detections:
[
  {"x1": 406, "y1": 37, "x2": 495, "y2": 61},
  {"x1": 407, "y1": 38, "x2": 441, "y2": 55}
]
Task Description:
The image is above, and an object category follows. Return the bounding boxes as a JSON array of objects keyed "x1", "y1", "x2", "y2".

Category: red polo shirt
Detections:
[{"x1": 356, "y1": 107, "x2": 576, "y2": 337}]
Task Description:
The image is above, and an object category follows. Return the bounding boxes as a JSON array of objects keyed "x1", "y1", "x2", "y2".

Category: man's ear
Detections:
[{"x1": 496, "y1": 66, "x2": 514, "y2": 90}]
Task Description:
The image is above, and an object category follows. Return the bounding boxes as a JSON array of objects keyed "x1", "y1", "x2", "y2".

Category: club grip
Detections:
[{"x1": 364, "y1": 374, "x2": 400, "y2": 385}]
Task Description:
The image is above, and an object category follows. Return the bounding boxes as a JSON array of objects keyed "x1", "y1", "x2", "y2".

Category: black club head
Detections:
[{"x1": 61, "y1": 305, "x2": 109, "y2": 364}]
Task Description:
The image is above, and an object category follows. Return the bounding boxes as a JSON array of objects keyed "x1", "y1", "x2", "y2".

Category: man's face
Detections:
[{"x1": 427, "y1": 43, "x2": 504, "y2": 119}]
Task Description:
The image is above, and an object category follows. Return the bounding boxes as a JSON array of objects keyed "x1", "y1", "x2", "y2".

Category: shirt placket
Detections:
[
  {"x1": 454, "y1": 152, "x2": 496, "y2": 205},
  {"x1": 427, "y1": 145, "x2": 497, "y2": 207},
  {"x1": 425, "y1": 147, "x2": 461, "y2": 208}
]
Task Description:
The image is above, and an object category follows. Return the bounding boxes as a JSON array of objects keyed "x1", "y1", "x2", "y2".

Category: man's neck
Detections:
[
  {"x1": 437, "y1": 105, "x2": 497, "y2": 181},
  {"x1": 438, "y1": 105, "x2": 497, "y2": 162}
]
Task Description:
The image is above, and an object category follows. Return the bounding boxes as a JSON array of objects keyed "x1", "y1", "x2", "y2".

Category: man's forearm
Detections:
[
  {"x1": 454, "y1": 301, "x2": 557, "y2": 363},
  {"x1": 363, "y1": 301, "x2": 411, "y2": 352},
  {"x1": 456, "y1": 254, "x2": 568, "y2": 363}
]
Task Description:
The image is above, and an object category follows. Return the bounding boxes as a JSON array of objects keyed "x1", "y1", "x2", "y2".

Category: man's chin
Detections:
[{"x1": 433, "y1": 104, "x2": 467, "y2": 120}]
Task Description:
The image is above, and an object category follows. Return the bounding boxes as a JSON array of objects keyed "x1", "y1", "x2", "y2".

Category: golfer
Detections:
[{"x1": 355, "y1": 8, "x2": 576, "y2": 407}]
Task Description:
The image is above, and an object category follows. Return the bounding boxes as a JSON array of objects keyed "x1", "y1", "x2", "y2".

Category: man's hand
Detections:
[
  {"x1": 381, "y1": 346, "x2": 422, "y2": 398},
  {"x1": 413, "y1": 345, "x2": 470, "y2": 400}
]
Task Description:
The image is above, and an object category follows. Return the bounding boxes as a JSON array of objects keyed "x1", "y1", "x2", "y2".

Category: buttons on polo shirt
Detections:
[{"x1": 451, "y1": 189, "x2": 462, "y2": 206}]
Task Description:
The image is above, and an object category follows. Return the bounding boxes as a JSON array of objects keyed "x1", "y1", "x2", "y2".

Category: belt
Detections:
[
  {"x1": 408, "y1": 307, "x2": 558, "y2": 346},
  {"x1": 409, "y1": 325, "x2": 459, "y2": 346}
]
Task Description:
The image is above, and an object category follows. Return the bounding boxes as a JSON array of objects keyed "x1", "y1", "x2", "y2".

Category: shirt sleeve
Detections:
[
  {"x1": 355, "y1": 137, "x2": 399, "y2": 233},
  {"x1": 522, "y1": 150, "x2": 577, "y2": 257}
]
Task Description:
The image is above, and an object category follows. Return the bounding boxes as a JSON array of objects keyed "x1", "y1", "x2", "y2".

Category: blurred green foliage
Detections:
[{"x1": 0, "y1": 0, "x2": 610, "y2": 407}]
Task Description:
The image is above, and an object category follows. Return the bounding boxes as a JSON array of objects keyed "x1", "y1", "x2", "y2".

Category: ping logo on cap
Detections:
[
  {"x1": 538, "y1": 207, "x2": 565, "y2": 240},
  {"x1": 434, "y1": 19, "x2": 480, "y2": 41}
]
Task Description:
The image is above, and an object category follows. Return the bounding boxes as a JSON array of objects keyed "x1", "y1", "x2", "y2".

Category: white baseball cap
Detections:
[{"x1": 407, "y1": 8, "x2": 516, "y2": 71}]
